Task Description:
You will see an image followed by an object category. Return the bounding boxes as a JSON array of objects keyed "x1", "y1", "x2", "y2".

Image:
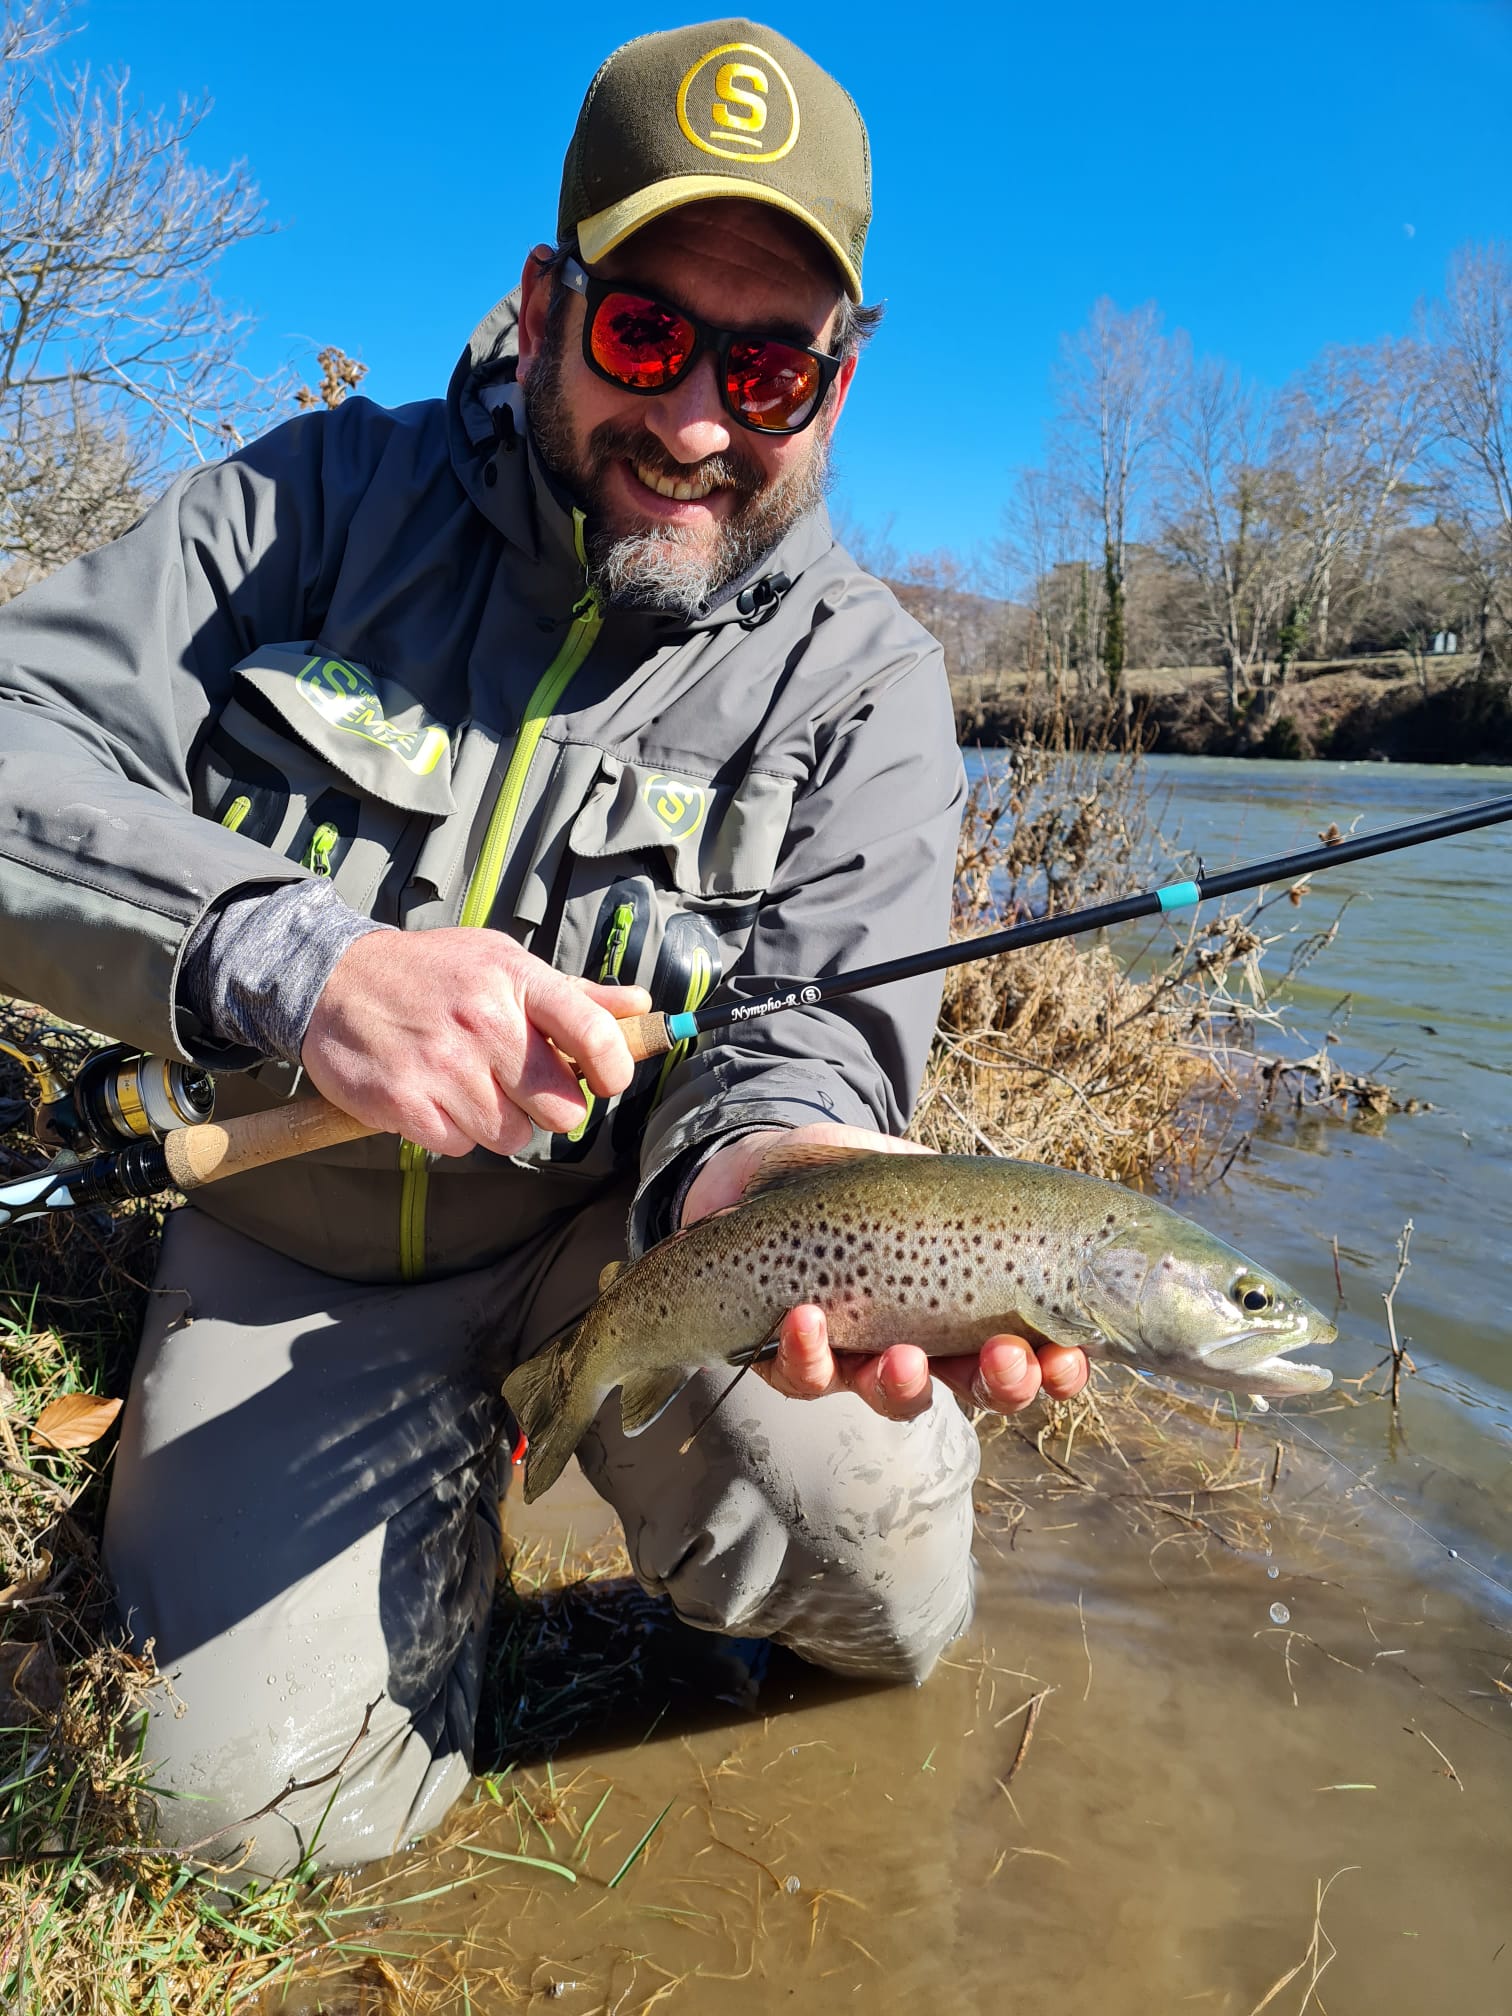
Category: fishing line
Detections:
[{"x1": 1262, "y1": 1409, "x2": 1512, "y2": 1609}]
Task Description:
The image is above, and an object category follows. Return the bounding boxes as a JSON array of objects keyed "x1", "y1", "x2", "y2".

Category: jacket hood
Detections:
[{"x1": 445, "y1": 288, "x2": 837, "y2": 635}]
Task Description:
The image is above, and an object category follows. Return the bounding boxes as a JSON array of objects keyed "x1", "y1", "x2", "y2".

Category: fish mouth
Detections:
[{"x1": 1201, "y1": 1319, "x2": 1337, "y2": 1396}]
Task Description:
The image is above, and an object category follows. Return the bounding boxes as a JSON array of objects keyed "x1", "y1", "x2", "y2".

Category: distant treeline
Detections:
[{"x1": 848, "y1": 242, "x2": 1511, "y2": 738}]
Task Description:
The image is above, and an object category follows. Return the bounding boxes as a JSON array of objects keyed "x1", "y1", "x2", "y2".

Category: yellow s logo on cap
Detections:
[
  {"x1": 676, "y1": 42, "x2": 799, "y2": 164},
  {"x1": 711, "y1": 64, "x2": 768, "y2": 140}
]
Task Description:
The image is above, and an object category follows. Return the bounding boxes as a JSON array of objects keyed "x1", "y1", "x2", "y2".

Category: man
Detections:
[{"x1": 0, "y1": 19, "x2": 1087, "y2": 1873}]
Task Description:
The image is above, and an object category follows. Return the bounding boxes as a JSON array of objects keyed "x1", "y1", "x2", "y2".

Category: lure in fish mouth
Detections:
[{"x1": 504, "y1": 1145, "x2": 1338, "y2": 1503}]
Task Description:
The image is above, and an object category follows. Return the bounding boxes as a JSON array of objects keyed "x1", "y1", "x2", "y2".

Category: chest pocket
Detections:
[
  {"x1": 536, "y1": 751, "x2": 797, "y2": 1171},
  {"x1": 195, "y1": 645, "x2": 456, "y2": 917}
]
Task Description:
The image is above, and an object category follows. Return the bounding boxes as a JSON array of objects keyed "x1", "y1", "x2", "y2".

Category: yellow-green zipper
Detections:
[
  {"x1": 302, "y1": 821, "x2": 339, "y2": 875},
  {"x1": 220, "y1": 794, "x2": 252, "y2": 832},
  {"x1": 398, "y1": 511, "x2": 603, "y2": 1281},
  {"x1": 566, "y1": 899, "x2": 636, "y2": 1144}
]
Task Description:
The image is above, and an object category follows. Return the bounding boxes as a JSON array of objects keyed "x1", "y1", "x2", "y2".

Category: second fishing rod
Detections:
[{"x1": 4, "y1": 785, "x2": 1511, "y2": 1228}]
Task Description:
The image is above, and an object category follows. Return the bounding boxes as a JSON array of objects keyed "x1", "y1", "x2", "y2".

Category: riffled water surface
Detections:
[{"x1": 283, "y1": 757, "x2": 1511, "y2": 2016}]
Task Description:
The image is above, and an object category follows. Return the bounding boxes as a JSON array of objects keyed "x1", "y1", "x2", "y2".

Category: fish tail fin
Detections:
[{"x1": 502, "y1": 1331, "x2": 602, "y2": 1505}]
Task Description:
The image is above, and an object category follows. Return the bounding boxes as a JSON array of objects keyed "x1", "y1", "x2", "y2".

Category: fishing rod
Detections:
[
  {"x1": 620, "y1": 786, "x2": 1512, "y2": 1057},
  {"x1": 2, "y1": 787, "x2": 1511, "y2": 1231}
]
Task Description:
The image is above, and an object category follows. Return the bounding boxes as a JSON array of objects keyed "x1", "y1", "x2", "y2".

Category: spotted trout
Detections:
[{"x1": 503, "y1": 1144, "x2": 1336, "y2": 1502}]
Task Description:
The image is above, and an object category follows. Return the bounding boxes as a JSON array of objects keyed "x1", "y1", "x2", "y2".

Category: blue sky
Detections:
[{"x1": 61, "y1": 0, "x2": 1512, "y2": 566}]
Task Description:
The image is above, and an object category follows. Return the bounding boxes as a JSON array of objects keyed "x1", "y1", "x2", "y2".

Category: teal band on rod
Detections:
[
  {"x1": 666, "y1": 1011, "x2": 699, "y2": 1042},
  {"x1": 1156, "y1": 879, "x2": 1202, "y2": 913}
]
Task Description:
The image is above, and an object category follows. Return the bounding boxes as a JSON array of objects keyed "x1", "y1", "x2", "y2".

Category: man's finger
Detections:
[
  {"x1": 843, "y1": 1344, "x2": 933, "y2": 1421},
  {"x1": 502, "y1": 1025, "x2": 593, "y2": 1135},
  {"x1": 762, "y1": 1304, "x2": 833, "y2": 1399},
  {"x1": 1036, "y1": 1343, "x2": 1091, "y2": 1400},
  {"x1": 519, "y1": 970, "x2": 640, "y2": 1098}
]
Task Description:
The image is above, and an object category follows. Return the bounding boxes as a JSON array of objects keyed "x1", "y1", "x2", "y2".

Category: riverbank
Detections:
[{"x1": 954, "y1": 651, "x2": 1512, "y2": 763}]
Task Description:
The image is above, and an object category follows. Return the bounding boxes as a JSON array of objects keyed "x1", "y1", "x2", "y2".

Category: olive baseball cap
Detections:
[{"x1": 558, "y1": 19, "x2": 871, "y2": 300}]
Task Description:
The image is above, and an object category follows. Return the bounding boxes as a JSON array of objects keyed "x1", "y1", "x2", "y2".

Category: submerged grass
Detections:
[{"x1": 0, "y1": 711, "x2": 1386, "y2": 2009}]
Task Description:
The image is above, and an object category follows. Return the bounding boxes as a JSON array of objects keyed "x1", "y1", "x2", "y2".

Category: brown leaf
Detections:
[
  {"x1": 29, "y1": 1393, "x2": 122, "y2": 1452},
  {"x1": 0, "y1": 1547, "x2": 52, "y2": 1608},
  {"x1": 0, "y1": 1639, "x2": 62, "y2": 1716}
]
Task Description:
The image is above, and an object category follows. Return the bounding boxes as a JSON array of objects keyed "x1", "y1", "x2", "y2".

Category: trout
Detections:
[{"x1": 503, "y1": 1144, "x2": 1336, "y2": 1502}]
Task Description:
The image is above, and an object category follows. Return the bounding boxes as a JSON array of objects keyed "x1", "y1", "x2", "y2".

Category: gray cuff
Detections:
[
  {"x1": 629, "y1": 1124, "x2": 782, "y2": 1257},
  {"x1": 177, "y1": 880, "x2": 394, "y2": 1066}
]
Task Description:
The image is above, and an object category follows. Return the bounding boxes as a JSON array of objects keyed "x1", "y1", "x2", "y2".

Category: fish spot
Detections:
[
  {"x1": 816, "y1": 1271, "x2": 831, "y2": 1288},
  {"x1": 900, "y1": 1273, "x2": 914, "y2": 1287},
  {"x1": 1162, "y1": 1258, "x2": 1174, "y2": 1271},
  {"x1": 928, "y1": 1295, "x2": 941, "y2": 1310}
]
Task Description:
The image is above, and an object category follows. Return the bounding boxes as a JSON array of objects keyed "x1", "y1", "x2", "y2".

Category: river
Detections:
[{"x1": 271, "y1": 757, "x2": 1512, "y2": 2016}]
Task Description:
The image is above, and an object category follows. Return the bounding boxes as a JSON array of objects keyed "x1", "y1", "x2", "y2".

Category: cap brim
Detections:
[{"x1": 576, "y1": 174, "x2": 862, "y2": 300}]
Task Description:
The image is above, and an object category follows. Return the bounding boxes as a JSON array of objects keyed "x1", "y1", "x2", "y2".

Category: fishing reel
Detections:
[{"x1": 0, "y1": 1037, "x2": 215, "y2": 1153}]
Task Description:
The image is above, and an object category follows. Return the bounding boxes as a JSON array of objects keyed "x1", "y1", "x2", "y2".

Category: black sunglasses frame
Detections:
[{"x1": 560, "y1": 254, "x2": 842, "y2": 437}]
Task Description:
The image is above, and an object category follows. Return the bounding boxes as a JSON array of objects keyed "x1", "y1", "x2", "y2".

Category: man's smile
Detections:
[{"x1": 612, "y1": 457, "x2": 739, "y2": 524}]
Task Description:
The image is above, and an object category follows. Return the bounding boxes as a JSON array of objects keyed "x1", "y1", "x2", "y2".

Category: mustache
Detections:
[{"x1": 583, "y1": 421, "x2": 765, "y2": 500}]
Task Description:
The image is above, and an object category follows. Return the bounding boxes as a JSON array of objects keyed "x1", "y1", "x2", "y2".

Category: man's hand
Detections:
[
  {"x1": 300, "y1": 929, "x2": 652, "y2": 1157},
  {"x1": 682, "y1": 1123, "x2": 1091, "y2": 1421}
]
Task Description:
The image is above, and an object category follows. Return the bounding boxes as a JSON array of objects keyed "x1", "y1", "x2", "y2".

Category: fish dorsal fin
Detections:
[
  {"x1": 597, "y1": 1260, "x2": 623, "y2": 1293},
  {"x1": 740, "y1": 1140, "x2": 892, "y2": 1202}
]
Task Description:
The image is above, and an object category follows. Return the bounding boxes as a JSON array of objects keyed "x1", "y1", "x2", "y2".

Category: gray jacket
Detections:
[{"x1": 0, "y1": 293, "x2": 964, "y2": 1284}]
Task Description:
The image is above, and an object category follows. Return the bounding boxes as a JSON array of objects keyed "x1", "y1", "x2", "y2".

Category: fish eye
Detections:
[{"x1": 1235, "y1": 1276, "x2": 1274, "y2": 1314}]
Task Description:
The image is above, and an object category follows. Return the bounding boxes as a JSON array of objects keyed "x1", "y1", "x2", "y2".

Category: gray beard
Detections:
[{"x1": 523, "y1": 310, "x2": 832, "y2": 620}]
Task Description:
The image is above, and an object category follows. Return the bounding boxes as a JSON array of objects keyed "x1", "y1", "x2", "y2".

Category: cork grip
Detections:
[
  {"x1": 160, "y1": 1099, "x2": 380, "y2": 1191},
  {"x1": 617, "y1": 1012, "x2": 674, "y2": 1061},
  {"x1": 155, "y1": 1015, "x2": 676, "y2": 1192}
]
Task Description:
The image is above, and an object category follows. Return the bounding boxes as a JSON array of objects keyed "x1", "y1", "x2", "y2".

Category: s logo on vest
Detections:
[
  {"x1": 642, "y1": 774, "x2": 708, "y2": 841},
  {"x1": 296, "y1": 657, "x2": 449, "y2": 775},
  {"x1": 675, "y1": 41, "x2": 800, "y2": 164}
]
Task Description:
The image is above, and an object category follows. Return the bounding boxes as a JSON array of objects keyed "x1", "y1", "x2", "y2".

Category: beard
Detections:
[{"x1": 523, "y1": 311, "x2": 832, "y2": 620}]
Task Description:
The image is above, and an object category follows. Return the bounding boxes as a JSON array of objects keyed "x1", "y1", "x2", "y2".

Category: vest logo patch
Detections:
[
  {"x1": 675, "y1": 41, "x2": 799, "y2": 165},
  {"x1": 295, "y1": 657, "x2": 449, "y2": 775},
  {"x1": 642, "y1": 773, "x2": 708, "y2": 841}
]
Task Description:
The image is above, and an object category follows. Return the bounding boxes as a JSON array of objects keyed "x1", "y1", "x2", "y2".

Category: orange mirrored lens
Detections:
[
  {"x1": 592, "y1": 292, "x2": 696, "y2": 389},
  {"x1": 727, "y1": 340, "x2": 821, "y2": 431}
]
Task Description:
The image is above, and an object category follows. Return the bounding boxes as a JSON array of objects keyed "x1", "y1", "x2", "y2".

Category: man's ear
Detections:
[
  {"x1": 516, "y1": 244, "x2": 556, "y2": 383},
  {"x1": 823, "y1": 352, "x2": 859, "y2": 437}
]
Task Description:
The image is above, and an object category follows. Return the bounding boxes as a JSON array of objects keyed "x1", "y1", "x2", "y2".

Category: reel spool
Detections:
[{"x1": 0, "y1": 1037, "x2": 215, "y2": 1153}]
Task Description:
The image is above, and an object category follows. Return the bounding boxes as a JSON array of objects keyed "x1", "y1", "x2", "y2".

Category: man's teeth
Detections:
[{"x1": 635, "y1": 463, "x2": 721, "y2": 502}]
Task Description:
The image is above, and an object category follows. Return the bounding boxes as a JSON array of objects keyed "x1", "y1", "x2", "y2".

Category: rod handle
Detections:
[
  {"x1": 159, "y1": 1014, "x2": 677, "y2": 1192},
  {"x1": 616, "y1": 1012, "x2": 676, "y2": 1062},
  {"x1": 160, "y1": 1099, "x2": 379, "y2": 1190}
]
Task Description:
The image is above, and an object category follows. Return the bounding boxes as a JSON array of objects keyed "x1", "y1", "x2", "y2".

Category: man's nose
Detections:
[{"x1": 643, "y1": 354, "x2": 732, "y2": 463}]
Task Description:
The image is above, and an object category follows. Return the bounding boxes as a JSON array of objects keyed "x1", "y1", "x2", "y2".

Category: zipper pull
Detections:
[{"x1": 302, "y1": 822, "x2": 339, "y2": 876}]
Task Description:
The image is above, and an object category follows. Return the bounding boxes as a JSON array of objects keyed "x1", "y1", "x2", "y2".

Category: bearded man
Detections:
[{"x1": 0, "y1": 19, "x2": 1087, "y2": 1874}]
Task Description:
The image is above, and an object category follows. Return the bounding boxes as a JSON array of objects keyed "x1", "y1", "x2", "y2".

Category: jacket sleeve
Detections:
[
  {"x1": 0, "y1": 406, "x2": 375, "y2": 1060},
  {"x1": 631, "y1": 612, "x2": 965, "y2": 1249}
]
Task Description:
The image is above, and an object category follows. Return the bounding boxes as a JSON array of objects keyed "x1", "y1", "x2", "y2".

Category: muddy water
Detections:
[{"x1": 287, "y1": 758, "x2": 1512, "y2": 2016}]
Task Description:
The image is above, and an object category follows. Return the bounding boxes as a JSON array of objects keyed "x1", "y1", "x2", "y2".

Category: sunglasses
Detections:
[{"x1": 560, "y1": 254, "x2": 842, "y2": 436}]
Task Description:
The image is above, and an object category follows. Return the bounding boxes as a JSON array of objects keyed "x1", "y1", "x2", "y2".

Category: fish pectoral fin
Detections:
[
  {"x1": 618, "y1": 1365, "x2": 696, "y2": 1437},
  {"x1": 597, "y1": 1260, "x2": 623, "y2": 1293},
  {"x1": 740, "y1": 1140, "x2": 896, "y2": 1201}
]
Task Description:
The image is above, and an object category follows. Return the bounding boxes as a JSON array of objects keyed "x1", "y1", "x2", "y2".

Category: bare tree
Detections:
[
  {"x1": 1052, "y1": 299, "x2": 1174, "y2": 696},
  {"x1": 1160, "y1": 356, "x2": 1290, "y2": 718},
  {"x1": 1272, "y1": 338, "x2": 1434, "y2": 663},
  {"x1": 997, "y1": 465, "x2": 1101, "y2": 696},
  {"x1": 0, "y1": 0, "x2": 277, "y2": 583},
  {"x1": 1424, "y1": 241, "x2": 1512, "y2": 674}
]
